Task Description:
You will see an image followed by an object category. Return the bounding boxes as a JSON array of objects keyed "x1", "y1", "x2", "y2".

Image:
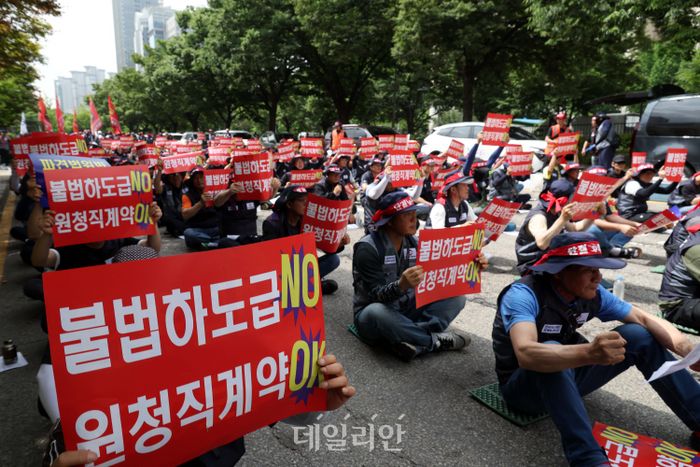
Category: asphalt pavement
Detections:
[{"x1": 0, "y1": 171, "x2": 698, "y2": 466}]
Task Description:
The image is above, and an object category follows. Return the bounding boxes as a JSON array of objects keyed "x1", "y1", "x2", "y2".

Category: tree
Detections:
[{"x1": 0, "y1": 74, "x2": 36, "y2": 129}]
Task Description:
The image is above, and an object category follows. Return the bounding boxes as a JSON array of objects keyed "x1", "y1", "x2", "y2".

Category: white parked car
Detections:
[{"x1": 421, "y1": 122, "x2": 548, "y2": 172}]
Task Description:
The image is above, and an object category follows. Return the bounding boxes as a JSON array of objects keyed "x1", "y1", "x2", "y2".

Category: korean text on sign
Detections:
[
  {"x1": 415, "y1": 223, "x2": 485, "y2": 307},
  {"x1": 231, "y1": 152, "x2": 273, "y2": 200},
  {"x1": 161, "y1": 152, "x2": 203, "y2": 175},
  {"x1": 388, "y1": 150, "x2": 420, "y2": 188},
  {"x1": 290, "y1": 170, "x2": 323, "y2": 188},
  {"x1": 569, "y1": 172, "x2": 618, "y2": 221},
  {"x1": 663, "y1": 148, "x2": 688, "y2": 183},
  {"x1": 203, "y1": 169, "x2": 231, "y2": 207},
  {"x1": 29, "y1": 154, "x2": 111, "y2": 209},
  {"x1": 45, "y1": 233, "x2": 327, "y2": 466},
  {"x1": 44, "y1": 165, "x2": 156, "y2": 247},
  {"x1": 11, "y1": 133, "x2": 89, "y2": 176},
  {"x1": 481, "y1": 113, "x2": 512, "y2": 147},
  {"x1": 506, "y1": 151, "x2": 533, "y2": 177},
  {"x1": 476, "y1": 198, "x2": 522, "y2": 241},
  {"x1": 556, "y1": 132, "x2": 580, "y2": 158},
  {"x1": 637, "y1": 209, "x2": 679, "y2": 235},
  {"x1": 301, "y1": 193, "x2": 352, "y2": 253}
]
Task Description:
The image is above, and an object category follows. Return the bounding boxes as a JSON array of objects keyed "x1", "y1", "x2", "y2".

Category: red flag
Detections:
[
  {"x1": 107, "y1": 95, "x2": 122, "y2": 134},
  {"x1": 72, "y1": 111, "x2": 80, "y2": 134},
  {"x1": 38, "y1": 97, "x2": 53, "y2": 132},
  {"x1": 88, "y1": 98, "x2": 102, "y2": 134},
  {"x1": 55, "y1": 97, "x2": 65, "y2": 133}
]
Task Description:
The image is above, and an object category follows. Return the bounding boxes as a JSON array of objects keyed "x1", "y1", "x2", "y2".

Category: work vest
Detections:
[
  {"x1": 616, "y1": 179, "x2": 650, "y2": 218},
  {"x1": 492, "y1": 274, "x2": 600, "y2": 385},
  {"x1": 352, "y1": 231, "x2": 417, "y2": 314},
  {"x1": 487, "y1": 167, "x2": 518, "y2": 201},
  {"x1": 514, "y1": 202, "x2": 559, "y2": 275},
  {"x1": 184, "y1": 190, "x2": 220, "y2": 229},
  {"x1": 544, "y1": 124, "x2": 564, "y2": 155},
  {"x1": 659, "y1": 234, "x2": 700, "y2": 302},
  {"x1": 426, "y1": 198, "x2": 471, "y2": 228},
  {"x1": 220, "y1": 199, "x2": 258, "y2": 236}
]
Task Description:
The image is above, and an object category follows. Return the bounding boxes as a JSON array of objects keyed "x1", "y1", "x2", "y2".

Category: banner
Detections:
[
  {"x1": 162, "y1": 152, "x2": 203, "y2": 175},
  {"x1": 393, "y1": 134, "x2": 409, "y2": 151},
  {"x1": 378, "y1": 135, "x2": 394, "y2": 152},
  {"x1": 482, "y1": 113, "x2": 512, "y2": 147},
  {"x1": 476, "y1": 198, "x2": 522, "y2": 241},
  {"x1": 506, "y1": 151, "x2": 533, "y2": 177},
  {"x1": 108, "y1": 95, "x2": 122, "y2": 135},
  {"x1": 637, "y1": 209, "x2": 680, "y2": 234},
  {"x1": 88, "y1": 148, "x2": 109, "y2": 159},
  {"x1": 409, "y1": 140, "x2": 421, "y2": 153},
  {"x1": 445, "y1": 139, "x2": 465, "y2": 159},
  {"x1": 289, "y1": 170, "x2": 323, "y2": 188},
  {"x1": 44, "y1": 233, "x2": 327, "y2": 467},
  {"x1": 246, "y1": 140, "x2": 263, "y2": 152},
  {"x1": 593, "y1": 422, "x2": 699, "y2": 466},
  {"x1": 337, "y1": 138, "x2": 355, "y2": 156},
  {"x1": 89, "y1": 98, "x2": 102, "y2": 134},
  {"x1": 72, "y1": 111, "x2": 80, "y2": 134},
  {"x1": 38, "y1": 97, "x2": 53, "y2": 132},
  {"x1": 359, "y1": 137, "x2": 378, "y2": 159},
  {"x1": 276, "y1": 143, "x2": 295, "y2": 163},
  {"x1": 301, "y1": 194, "x2": 352, "y2": 253},
  {"x1": 203, "y1": 169, "x2": 231, "y2": 207},
  {"x1": 176, "y1": 142, "x2": 202, "y2": 154},
  {"x1": 415, "y1": 224, "x2": 484, "y2": 307},
  {"x1": 44, "y1": 165, "x2": 155, "y2": 247},
  {"x1": 231, "y1": 152, "x2": 272, "y2": 201},
  {"x1": 300, "y1": 138, "x2": 324, "y2": 158},
  {"x1": 555, "y1": 132, "x2": 580, "y2": 159},
  {"x1": 387, "y1": 150, "x2": 421, "y2": 187},
  {"x1": 631, "y1": 151, "x2": 646, "y2": 169},
  {"x1": 155, "y1": 136, "x2": 168, "y2": 149},
  {"x1": 206, "y1": 147, "x2": 231, "y2": 166},
  {"x1": 663, "y1": 148, "x2": 688, "y2": 183},
  {"x1": 430, "y1": 169, "x2": 453, "y2": 193},
  {"x1": 569, "y1": 172, "x2": 618, "y2": 221},
  {"x1": 11, "y1": 133, "x2": 89, "y2": 177},
  {"x1": 56, "y1": 97, "x2": 65, "y2": 134},
  {"x1": 136, "y1": 145, "x2": 159, "y2": 168}
]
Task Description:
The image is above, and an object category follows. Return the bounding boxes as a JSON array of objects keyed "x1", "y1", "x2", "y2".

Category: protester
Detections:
[
  {"x1": 607, "y1": 154, "x2": 629, "y2": 198},
  {"x1": 589, "y1": 112, "x2": 619, "y2": 169},
  {"x1": 330, "y1": 121, "x2": 344, "y2": 152},
  {"x1": 664, "y1": 207, "x2": 700, "y2": 258},
  {"x1": 617, "y1": 164, "x2": 678, "y2": 223},
  {"x1": 361, "y1": 167, "x2": 425, "y2": 233},
  {"x1": 181, "y1": 166, "x2": 222, "y2": 249},
  {"x1": 427, "y1": 172, "x2": 477, "y2": 228},
  {"x1": 667, "y1": 171, "x2": 700, "y2": 214},
  {"x1": 659, "y1": 228, "x2": 700, "y2": 331},
  {"x1": 215, "y1": 177, "x2": 280, "y2": 238},
  {"x1": 494, "y1": 231, "x2": 700, "y2": 466},
  {"x1": 486, "y1": 163, "x2": 532, "y2": 206},
  {"x1": 544, "y1": 111, "x2": 573, "y2": 157},
  {"x1": 353, "y1": 191, "x2": 487, "y2": 361},
  {"x1": 280, "y1": 155, "x2": 308, "y2": 187},
  {"x1": 154, "y1": 168, "x2": 186, "y2": 237},
  {"x1": 580, "y1": 115, "x2": 598, "y2": 155},
  {"x1": 313, "y1": 164, "x2": 349, "y2": 201}
]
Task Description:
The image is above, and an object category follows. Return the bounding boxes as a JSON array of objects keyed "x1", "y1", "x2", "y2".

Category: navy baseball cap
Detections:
[
  {"x1": 372, "y1": 191, "x2": 419, "y2": 227},
  {"x1": 529, "y1": 232, "x2": 626, "y2": 274}
]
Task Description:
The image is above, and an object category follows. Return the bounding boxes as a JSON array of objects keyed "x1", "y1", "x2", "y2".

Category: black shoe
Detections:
[
  {"x1": 617, "y1": 247, "x2": 642, "y2": 259},
  {"x1": 690, "y1": 431, "x2": 700, "y2": 451},
  {"x1": 390, "y1": 342, "x2": 420, "y2": 361},
  {"x1": 432, "y1": 331, "x2": 470, "y2": 352},
  {"x1": 321, "y1": 279, "x2": 338, "y2": 295}
]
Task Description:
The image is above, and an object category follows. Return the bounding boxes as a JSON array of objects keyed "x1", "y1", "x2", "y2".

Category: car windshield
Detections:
[
  {"x1": 509, "y1": 126, "x2": 537, "y2": 140},
  {"x1": 344, "y1": 127, "x2": 369, "y2": 138}
]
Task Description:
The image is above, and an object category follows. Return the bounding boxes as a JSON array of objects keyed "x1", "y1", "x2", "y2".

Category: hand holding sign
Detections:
[
  {"x1": 318, "y1": 354, "x2": 356, "y2": 410},
  {"x1": 399, "y1": 265, "x2": 425, "y2": 291}
]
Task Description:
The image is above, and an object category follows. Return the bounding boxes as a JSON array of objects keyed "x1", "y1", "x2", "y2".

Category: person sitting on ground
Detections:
[
  {"x1": 360, "y1": 158, "x2": 384, "y2": 195},
  {"x1": 515, "y1": 179, "x2": 602, "y2": 275},
  {"x1": 659, "y1": 227, "x2": 700, "y2": 332},
  {"x1": 215, "y1": 176, "x2": 280, "y2": 239},
  {"x1": 607, "y1": 154, "x2": 629, "y2": 198},
  {"x1": 486, "y1": 162, "x2": 532, "y2": 207},
  {"x1": 352, "y1": 191, "x2": 487, "y2": 361},
  {"x1": 427, "y1": 172, "x2": 477, "y2": 228},
  {"x1": 262, "y1": 185, "x2": 348, "y2": 295},
  {"x1": 667, "y1": 171, "x2": 700, "y2": 215},
  {"x1": 664, "y1": 207, "x2": 700, "y2": 258},
  {"x1": 419, "y1": 156, "x2": 438, "y2": 204},
  {"x1": 181, "y1": 166, "x2": 222, "y2": 250},
  {"x1": 279, "y1": 155, "x2": 307, "y2": 187},
  {"x1": 154, "y1": 167, "x2": 186, "y2": 237},
  {"x1": 361, "y1": 167, "x2": 426, "y2": 233},
  {"x1": 617, "y1": 164, "x2": 678, "y2": 223},
  {"x1": 313, "y1": 164, "x2": 349, "y2": 201},
  {"x1": 494, "y1": 231, "x2": 700, "y2": 466}
]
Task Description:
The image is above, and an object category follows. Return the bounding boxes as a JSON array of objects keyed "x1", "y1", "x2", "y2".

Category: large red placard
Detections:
[{"x1": 301, "y1": 194, "x2": 352, "y2": 253}]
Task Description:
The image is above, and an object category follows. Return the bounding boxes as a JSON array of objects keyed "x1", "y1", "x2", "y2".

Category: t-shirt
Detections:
[{"x1": 500, "y1": 283, "x2": 631, "y2": 333}]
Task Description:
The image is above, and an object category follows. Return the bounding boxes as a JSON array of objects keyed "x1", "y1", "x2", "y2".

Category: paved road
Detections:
[{"x1": 0, "y1": 172, "x2": 698, "y2": 466}]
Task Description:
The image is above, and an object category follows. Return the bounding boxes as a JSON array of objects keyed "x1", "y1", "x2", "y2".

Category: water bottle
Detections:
[{"x1": 612, "y1": 275, "x2": 625, "y2": 301}]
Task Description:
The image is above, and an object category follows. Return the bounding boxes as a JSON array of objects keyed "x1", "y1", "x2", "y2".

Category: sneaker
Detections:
[
  {"x1": 432, "y1": 331, "x2": 471, "y2": 352},
  {"x1": 321, "y1": 279, "x2": 338, "y2": 295},
  {"x1": 390, "y1": 342, "x2": 420, "y2": 361},
  {"x1": 690, "y1": 431, "x2": 700, "y2": 451},
  {"x1": 617, "y1": 247, "x2": 642, "y2": 259}
]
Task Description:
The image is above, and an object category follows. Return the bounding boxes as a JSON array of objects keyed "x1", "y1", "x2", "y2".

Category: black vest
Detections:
[
  {"x1": 664, "y1": 209, "x2": 700, "y2": 258},
  {"x1": 514, "y1": 202, "x2": 559, "y2": 275},
  {"x1": 184, "y1": 190, "x2": 220, "y2": 229},
  {"x1": 492, "y1": 275, "x2": 601, "y2": 385},
  {"x1": 220, "y1": 199, "x2": 258, "y2": 236},
  {"x1": 352, "y1": 231, "x2": 418, "y2": 314},
  {"x1": 617, "y1": 179, "x2": 650, "y2": 218},
  {"x1": 659, "y1": 234, "x2": 700, "y2": 301},
  {"x1": 426, "y1": 199, "x2": 471, "y2": 228}
]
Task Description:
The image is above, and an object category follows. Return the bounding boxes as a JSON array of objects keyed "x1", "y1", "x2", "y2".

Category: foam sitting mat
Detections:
[
  {"x1": 650, "y1": 265, "x2": 666, "y2": 274},
  {"x1": 469, "y1": 383, "x2": 549, "y2": 427},
  {"x1": 347, "y1": 323, "x2": 372, "y2": 344}
]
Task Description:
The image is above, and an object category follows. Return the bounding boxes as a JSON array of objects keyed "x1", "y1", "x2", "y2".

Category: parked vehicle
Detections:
[
  {"x1": 421, "y1": 122, "x2": 548, "y2": 171},
  {"x1": 260, "y1": 131, "x2": 296, "y2": 148},
  {"x1": 364, "y1": 125, "x2": 398, "y2": 137},
  {"x1": 323, "y1": 124, "x2": 374, "y2": 150},
  {"x1": 632, "y1": 94, "x2": 700, "y2": 173},
  {"x1": 214, "y1": 129, "x2": 254, "y2": 140}
]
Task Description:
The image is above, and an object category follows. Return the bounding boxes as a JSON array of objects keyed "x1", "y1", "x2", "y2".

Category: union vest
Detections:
[
  {"x1": 659, "y1": 234, "x2": 700, "y2": 302},
  {"x1": 663, "y1": 208, "x2": 700, "y2": 258},
  {"x1": 184, "y1": 190, "x2": 220, "y2": 229},
  {"x1": 352, "y1": 231, "x2": 417, "y2": 314},
  {"x1": 492, "y1": 274, "x2": 601, "y2": 385},
  {"x1": 220, "y1": 199, "x2": 258, "y2": 236},
  {"x1": 426, "y1": 198, "x2": 472, "y2": 228},
  {"x1": 617, "y1": 179, "x2": 650, "y2": 218},
  {"x1": 514, "y1": 202, "x2": 559, "y2": 275}
]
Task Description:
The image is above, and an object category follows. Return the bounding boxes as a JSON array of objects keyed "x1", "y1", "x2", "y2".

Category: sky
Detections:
[{"x1": 35, "y1": 0, "x2": 208, "y2": 103}]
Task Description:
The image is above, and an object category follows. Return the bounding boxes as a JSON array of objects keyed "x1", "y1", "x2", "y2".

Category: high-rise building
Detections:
[
  {"x1": 133, "y1": 5, "x2": 176, "y2": 66},
  {"x1": 54, "y1": 67, "x2": 109, "y2": 113},
  {"x1": 113, "y1": 0, "x2": 161, "y2": 71}
]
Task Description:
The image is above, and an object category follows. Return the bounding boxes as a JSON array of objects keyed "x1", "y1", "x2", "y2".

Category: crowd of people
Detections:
[{"x1": 4, "y1": 114, "x2": 700, "y2": 466}]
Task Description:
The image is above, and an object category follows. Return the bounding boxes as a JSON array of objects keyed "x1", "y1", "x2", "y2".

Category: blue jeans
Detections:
[
  {"x1": 587, "y1": 225, "x2": 632, "y2": 251},
  {"x1": 319, "y1": 253, "x2": 340, "y2": 279},
  {"x1": 500, "y1": 323, "x2": 700, "y2": 467},
  {"x1": 184, "y1": 227, "x2": 220, "y2": 249},
  {"x1": 354, "y1": 295, "x2": 467, "y2": 353}
]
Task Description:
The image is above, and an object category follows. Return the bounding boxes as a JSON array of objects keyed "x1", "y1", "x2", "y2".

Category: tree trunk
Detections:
[
  {"x1": 267, "y1": 98, "x2": 278, "y2": 131},
  {"x1": 461, "y1": 63, "x2": 476, "y2": 121}
]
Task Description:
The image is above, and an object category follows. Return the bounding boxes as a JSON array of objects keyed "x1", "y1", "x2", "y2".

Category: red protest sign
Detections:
[
  {"x1": 445, "y1": 139, "x2": 465, "y2": 159},
  {"x1": 409, "y1": 139, "x2": 421, "y2": 153},
  {"x1": 476, "y1": 198, "x2": 522, "y2": 241},
  {"x1": 593, "y1": 422, "x2": 699, "y2": 466},
  {"x1": 155, "y1": 136, "x2": 168, "y2": 148},
  {"x1": 162, "y1": 152, "x2": 203, "y2": 175},
  {"x1": 637, "y1": 209, "x2": 679, "y2": 234},
  {"x1": 246, "y1": 139, "x2": 263, "y2": 152},
  {"x1": 506, "y1": 151, "x2": 533, "y2": 177},
  {"x1": 555, "y1": 132, "x2": 580, "y2": 160},
  {"x1": 663, "y1": 148, "x2": 688, "y2": 183},
  {"x1": 276, "y1": 142, "x2": 295, "y2": 163},
  {"x1": 569, "y1": 172, "x2": 618, "y2": 221},
  {"x1": 430, "y1": 169, "x2": 453, "y2": 193},
  {"x1": 338, "y1": 138, "x2": 355, "y2": 156},
  {"x1": 482, "y1": 113, "x2": 512, "y2": 147},
  {"x1": 206, "y1": 147, "x2": 231, "y2": 166},
  {"x1": 302, "y1": 193, "x2": 352, "y2": 253},
  {"x1": 631, "y1": 151, "x2": 646, "y2": 169},
  {"x1": 197, "y1": 132, "x2": 206, "y2": 141},
  {"x1": 231, "y1": 152, "x2": 272, "y2": 200},
  {"x1": 387, "y1": 150, "x2": 420, "y2": 187},
  {"x1": 289, "y1": 170, "x2": 323, "y2": 188},
  {"x1": 378, "y1": 135, "x2": 394, "y2": 152},
  {"x1": 203, "y1": 169, "x2": 231, "y2": 207},
  {"x1": 416, "y1": 224, "x2": 484, "y2": 307},
  {"x1": 44, "y1": 233, "x2": 327, "y2": 467},
  {"x1": 11, "y1": 132, "x2": 89, "y2": 176},
  {"x1": 176, "y1": 142, "x2": 201, "y2": 154},
  {"x1": 300, "y1": 138, "x2": 324, "y2": 158},
  {"x1": 359, "y1": 137, "x2": 378, "y2": 159},
  {"x1": 88, "y1": 148, "x2": 109, "y2": 159},
  {"x1": 44, "y1": 165, "x2": 155, "y2": 247},
  {"x1": 393, "y1": 134, "x2": 409, "y2": 151},
  {"x1": 136, "y1": 145, "x2": 159, "y2": 168}
]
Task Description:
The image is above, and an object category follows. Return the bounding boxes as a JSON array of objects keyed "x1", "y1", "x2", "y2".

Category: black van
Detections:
[{"x1": 633, "y1": 94, "x2": 700, "y2": 173}]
